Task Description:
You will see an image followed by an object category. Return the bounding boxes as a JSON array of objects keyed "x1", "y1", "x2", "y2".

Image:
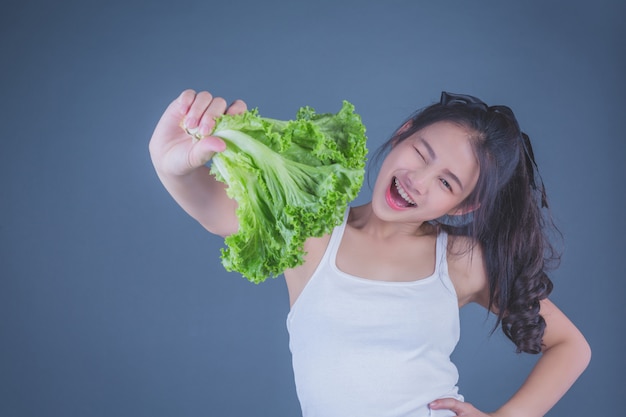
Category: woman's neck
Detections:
[{"x1": 348, "y1": 203, "x2": 435, "y2": 240}]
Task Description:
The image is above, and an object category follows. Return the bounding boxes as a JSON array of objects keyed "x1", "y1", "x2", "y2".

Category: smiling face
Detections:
[{"x1": 371, "y1": 121, "x2": 480, "y2": 224}]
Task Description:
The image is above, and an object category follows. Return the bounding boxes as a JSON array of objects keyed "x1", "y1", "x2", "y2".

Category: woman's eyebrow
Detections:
[{"x1": 420, "y1": 137, "x2": 465, "y2": 191}]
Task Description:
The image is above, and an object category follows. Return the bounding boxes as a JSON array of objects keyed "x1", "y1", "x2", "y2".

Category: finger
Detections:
[
  {"x1": 183, "y1": 91, "x2": 214, "y2": 132},
  {"x1": 177, "y1": 89, "x2": 197, "y2": 114},
  {"x1": 226, "y1": 99, "x2": 248, "y2": 115},
  {"x1": 429, "y1": 398, "x2": 466, "y2": 414},
  {"x1": 197, "y1": 96, "x2": 228, "y2": 136},
  {"x1": 154, "y1": 89, "x2": 197, "y2": 134},
  {"x1": 187, "y1": 136, "x2": 226, "y2": 168}
]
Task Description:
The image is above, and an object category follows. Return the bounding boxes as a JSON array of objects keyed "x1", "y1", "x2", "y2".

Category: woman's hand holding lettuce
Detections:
[{"x1": 191, "y1": 101, "x2": 368, "y2": 283}]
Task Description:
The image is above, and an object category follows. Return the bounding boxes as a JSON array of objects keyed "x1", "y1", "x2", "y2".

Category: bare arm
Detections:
[
  {"x1": 149, "y1": 90, "x2": 246, "y2": 236},
  {"x1": 435, "y1": 243, "x2": 591, "y2": 416},
  {"x1": 431, "y1": 297, "x2": 590, "y2": 416},
  {"x1": 486, "y1": 298, "x2": 591, "y2": 417}
]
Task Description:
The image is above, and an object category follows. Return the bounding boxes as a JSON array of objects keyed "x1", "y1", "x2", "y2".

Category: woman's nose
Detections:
[{"x1": 407, "y1": 169, "x2": 430, "y2": 195}]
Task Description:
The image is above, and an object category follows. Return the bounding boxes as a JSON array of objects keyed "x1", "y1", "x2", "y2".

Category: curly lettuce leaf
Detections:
[{"x1": 209, "y1": 101, "x2": 367, "y2": 283}]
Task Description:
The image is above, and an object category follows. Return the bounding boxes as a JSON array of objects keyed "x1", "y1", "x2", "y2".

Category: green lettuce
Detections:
[{"x1": 208, "y1": 101, "x2": 367, "y2": 283}]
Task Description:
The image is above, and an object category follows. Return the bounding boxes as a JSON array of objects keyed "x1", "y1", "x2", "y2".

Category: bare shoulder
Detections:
[{"x1": 446, "y1": 235, "x2": 489, "y2": 307}]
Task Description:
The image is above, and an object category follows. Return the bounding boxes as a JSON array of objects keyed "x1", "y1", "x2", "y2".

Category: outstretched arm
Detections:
[
  {"x1": 430, "y1": 298, "x2": 591, "y2": 417},
  {"x1": 149, "y1": 90, "x2": 246, "y2": 237}
]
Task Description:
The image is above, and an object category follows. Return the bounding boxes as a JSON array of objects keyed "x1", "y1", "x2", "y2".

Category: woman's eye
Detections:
[
  {"x1": 414, "y1": 147, "x2": 426, "y2": 161},
  {"x1": 440, "y1": 178, "x2": 452, "y2": 191}
]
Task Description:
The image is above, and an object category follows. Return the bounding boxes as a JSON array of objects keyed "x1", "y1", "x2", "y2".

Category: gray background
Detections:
[{"x1": 1, "y1": 1, "x2": 624, "y2": 416}]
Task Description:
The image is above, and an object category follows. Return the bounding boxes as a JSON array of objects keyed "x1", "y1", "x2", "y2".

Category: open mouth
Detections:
[{"x1": 387, "y1": 177, "x2": 416, "y2": 208}]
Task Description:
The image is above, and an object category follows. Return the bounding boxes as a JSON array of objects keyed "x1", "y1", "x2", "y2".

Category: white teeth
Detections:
[{"x1": 394, "y1": 178, "x2": 416, "y2": 205}]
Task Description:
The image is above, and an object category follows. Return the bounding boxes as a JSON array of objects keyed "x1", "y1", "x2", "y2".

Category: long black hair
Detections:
[{"x1": 373, "y1": 92, "x2": 560, "y2": 354}]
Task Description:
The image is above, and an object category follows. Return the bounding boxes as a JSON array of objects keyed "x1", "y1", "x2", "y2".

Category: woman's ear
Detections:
[
  {"x1": 391, "y1": 121, "x2": 413, "y2": 147},
  {"x1": 397, "y1": 120, "x2": 412, "y2": 135}
]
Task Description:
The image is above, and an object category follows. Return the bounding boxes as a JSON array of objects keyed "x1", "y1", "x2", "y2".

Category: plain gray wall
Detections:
[{"x1": 1, "y1": 1, "x2": 624, "y2": 416}]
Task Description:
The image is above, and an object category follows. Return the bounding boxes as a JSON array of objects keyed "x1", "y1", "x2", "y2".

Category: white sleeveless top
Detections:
[{"x1": 287, "y1": 210, "x2": 463, "y2": 417}]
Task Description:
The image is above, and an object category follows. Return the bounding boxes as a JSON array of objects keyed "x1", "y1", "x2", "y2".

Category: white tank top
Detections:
[{"x1": 287, "y1": 210, "x2": 463, "y2": 417}]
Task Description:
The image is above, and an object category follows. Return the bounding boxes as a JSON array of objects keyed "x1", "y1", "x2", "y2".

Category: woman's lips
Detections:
[{"x1": 386, "y1": 177, "x2": 417, "y2": 209}]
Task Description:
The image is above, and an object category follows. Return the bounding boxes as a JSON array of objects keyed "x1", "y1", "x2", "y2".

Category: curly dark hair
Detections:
[{"x1": 373, "y1": 92, "x2": 560, "y2": 354}]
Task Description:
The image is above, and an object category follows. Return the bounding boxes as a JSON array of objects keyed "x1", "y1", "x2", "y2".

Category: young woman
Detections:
[{"x1": 149, "y1": 89, "x2": 591, "y2": 417}]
